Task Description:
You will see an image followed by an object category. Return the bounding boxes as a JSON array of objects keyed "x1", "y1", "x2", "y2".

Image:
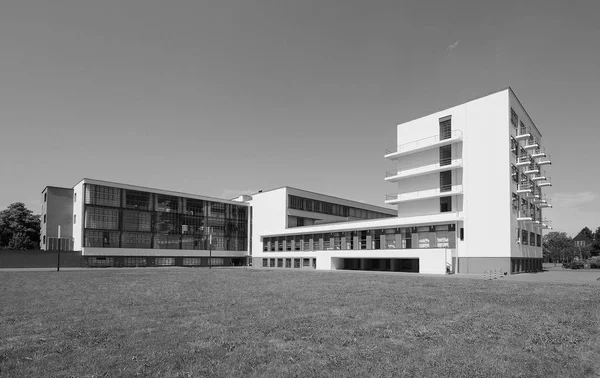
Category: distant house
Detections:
[{"x1": 572, "y1": 229, "x2": 593, "y2": 248}]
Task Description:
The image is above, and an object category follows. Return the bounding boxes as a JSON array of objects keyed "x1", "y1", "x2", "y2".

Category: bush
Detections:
[
  {"x1": 590, "y1": 261, "x2": 600, "y2": 269},
  {"x1": 568, "y1": 261, "x2": 585, "y2": 269}
]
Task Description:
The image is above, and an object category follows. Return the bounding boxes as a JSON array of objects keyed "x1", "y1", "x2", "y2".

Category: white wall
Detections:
[
  {"x1": 463, "y1": 89, "x2": 512, "y2": 259},
  {"x1": 247, "y1": 188, "x2": 289, "y2": 260},
  {"x1": 72, "y1": 181, "x2": 85, "y2": 251}
]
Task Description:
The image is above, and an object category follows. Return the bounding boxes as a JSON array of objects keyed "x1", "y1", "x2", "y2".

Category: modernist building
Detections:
[
  {"x1": 41, "y1": 178, "x2": 250, "y2": 267},
  {"x1": 41, "y1": 88, "x2": 552, "y2": 274},
  {"x1": 252, "y1": 87, "x2": 552, "y2": 274}
]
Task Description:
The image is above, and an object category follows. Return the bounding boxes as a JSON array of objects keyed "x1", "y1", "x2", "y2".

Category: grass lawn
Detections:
[{"x1": 1, "y1": 268, "x2": 599, "y2": 378}]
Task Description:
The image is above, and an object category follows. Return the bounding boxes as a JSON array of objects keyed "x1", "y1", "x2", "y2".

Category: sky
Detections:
[{"x1": 0, "y1": 0, "x2": 599, "y2": 237}]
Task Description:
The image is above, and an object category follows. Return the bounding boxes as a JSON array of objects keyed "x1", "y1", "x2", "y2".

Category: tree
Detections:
[
  {"x1": 0, "y1": 202, "x2": 41, "y2": 250},
  {"x1": 591, "y1": 227, "x2": 600, "y2": 257},
  {"x1": 542, "y1": 231, "x2": 574, "y2": 264}
]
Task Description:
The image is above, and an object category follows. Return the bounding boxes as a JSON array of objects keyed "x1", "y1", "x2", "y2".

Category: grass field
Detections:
[{"x1": 1, "y1": 268, "x2": 599, "y2": 377}]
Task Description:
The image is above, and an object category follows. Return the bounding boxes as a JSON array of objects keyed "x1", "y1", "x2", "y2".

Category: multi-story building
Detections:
[
  {"x1": 254, "y1": 87, "x2": 552, "y2": 274},
  {"x1": 42, "y1": 178, "x2": 250, "y2": 267},
  {"x1": 41, "y1": 88, "x2": 552, "y2": 274},
  {"x1": 40, "y1": 186, "x2": 74, "y2": 251}
]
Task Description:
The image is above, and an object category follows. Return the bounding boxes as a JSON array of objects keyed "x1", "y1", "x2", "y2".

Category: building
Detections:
[
  {"x1": 41, "y1": 87, "x2": 553, "y2": 274},
  {"x1": 41, "y1": 186, "x2": 74, "y2": 251},
  {"x1": 572, "y1": 229, "x2": 593, "y2": 248},
  {"x1": 41, "y1": 178, "x2": 250, "y2": 267},
  {"x1": 253, "y1": 87, "x2": 552, "y2": 274}
]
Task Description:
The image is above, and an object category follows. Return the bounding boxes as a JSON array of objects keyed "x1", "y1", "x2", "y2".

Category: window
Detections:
[
  {"x1": 277, "y1": 258, "x2": 283, "y2": 267},
  {"x1": 85, "y1": 207, "x2": 119, "y2": 230},
  {"x1": 510, "y1": 137, "x2": 518, "y2": 156},
  {"x1": 530, "y1": 232, "x2": 535, "y2": 246},
  {"x1": 43, "y1": 214, "x2": 46, "y2": 224},
  {"x1": 262, "y1": 259, "x2": 268, "y2": 267},
  {"x1": 511, "y1": 108, "x2": 518, "y2": 127},
  {"x1": 288, "y1": 195, "x2": 392, "y2": 220},
  {"x1": 303, "y1": 258, "x2": 310, "y2": 267},
  {"x1": 522, "y1": 229, "x2": 529, "y2": 245},
  {"x1": 294, "y1": 258, "x2": 301, "y2": 268},
  {"x1": 43, "y1": 235, "x2": 46, "y2": 244},
  {"x1": 285, "y1": 258, "x2": 292, "y2": 268},
  {"x1": 512, "y1": 193, "x2": 519, "y2": 210},
  {"x1": 537, "y1": 234, "x2": 541, "y2": 247},
  {"x1": 460, "y1": 228, "x2": 464, "y2": 241},
  {"x1": 44, "y1": 193, "x2": 47, "y2": 202},
  {"x1": 125, "y1": 190, "x2": 152, "y2": 210},
  {"x1": 85, "y1": 185, "x2": 121, "y2": 207},
  {"x1": 73, "y1": 214, "x2": 76, "y2": 224},
  {"x1": 440, "y1": 171, "x2": 452, "y2": 192},
  {"x1": 74, "y1": 193, "x2": 77, "y2": 202},
  {"x1": 439, "y1": 117, "x2": 452, "y2": 140},
  {"x1": 439, "y1": 145, "x2": 452, "y2": 166},
  {"x1": 440, "y1": 197, "x2": 452, "y2": 212},
  {"x1": 511, "y1": 165, "x2": 519, "y2": 183},
  {"x1": 269, "y1": 259, "x2": 275, "y2": 267}
]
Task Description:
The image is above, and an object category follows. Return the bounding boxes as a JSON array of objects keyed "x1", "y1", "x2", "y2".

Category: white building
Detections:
[{"x1": 251, "y1": 87, "x2": 552, "y2": 274}]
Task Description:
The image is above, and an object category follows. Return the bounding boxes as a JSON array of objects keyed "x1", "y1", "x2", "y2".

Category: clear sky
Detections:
[{"x1": 1, "y1": 0, "x2": 599, "y2": 237}]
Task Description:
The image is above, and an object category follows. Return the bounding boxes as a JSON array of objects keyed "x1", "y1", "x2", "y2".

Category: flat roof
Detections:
[
  {"x1": 395, "y1": 86, "x2": 542, "y2": 138},
  {"x1": 73, "y1": 178, "x2": 250, "y2": 206},
  {"x1": 41, "y1": 186, "x2": 73, "y2": 193},
  {"x1": 252, "y1": 186, "x2": 396, "y2": 215}
]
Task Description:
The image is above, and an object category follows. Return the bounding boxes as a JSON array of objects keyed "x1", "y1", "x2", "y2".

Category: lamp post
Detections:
[
  {"x1": 56, "y1": 225, "x2": 61, "y2": 272},
  {"x1": 208, "y1": 227, "x2": 212, "y2": 269}
]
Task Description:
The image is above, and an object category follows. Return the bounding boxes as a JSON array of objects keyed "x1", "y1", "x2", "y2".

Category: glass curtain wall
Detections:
[{"x1": 83, "y1": 184, "x2": 248, "y2": 251}]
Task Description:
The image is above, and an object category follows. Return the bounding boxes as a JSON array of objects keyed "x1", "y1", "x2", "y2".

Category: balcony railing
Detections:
[
  {"x1": 538, "y1": 177, "x2": 551, "y2": 187},
  {"x1": 523, "y1": 137, "x2": 539, "y2": 150},
  {"x1": 517, "y1": 183, "x2": 533, "y2": 193},
  {"x1": 385, "y1": 158, "x2": 463, "y2": 181},
  {"x1": 531, "y1": 147, "x2": 546, "y2": 158},
  {"x1": 537, "y1": 154, "x2": 552, "y2": 165},
  {"x1": 524, "y1": 163, "x2": 540, "y2": 174},
  {"x1": 516, "y1": 125, "x2": 531, "y2": 140},
  {"x1": 385, "y1": 184, "x2": 463, "y2": 204},
  {"x1": 531, "y1": 171, "x2": 547, "y2": 181},
  {"x1": 516, "y1": 155, "x2": 532, "y2": 166},
  {"x1": 385, "y1": 130, "x2": 463, "y2": 157}
]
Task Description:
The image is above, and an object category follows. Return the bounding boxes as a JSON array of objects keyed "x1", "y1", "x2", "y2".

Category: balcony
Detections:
[
  {"x1": 531, "y1": 171, "x2": 547, "y2": 181},
  {"x1": 524, "y1": 163, "x2": 540, "y2": 175},
  {"x1": 541, "y1": 219, "x2": 553, "y2": 229},
  {"x1": 516, "y1": 183, "x2": 533, "y2": 194},
  {"x1": 385, "y1": 184, "x2": 463, "y2": 204},
  {"x1": 385, "y1": 158, "x2": 463, "y2": 182},
  {"x1": 385, "y1": 130, "x2": 463, "y2": 160},
  {"x1": 515, "y1": 125, "x2": 531, "y2": 140},
  {"x1": 538, "y1": 177, "x2": 552, "y2": 187},
  {"x1": 531, "y1": 147, "x2": 546, "y2": 158},
  {"x1": 516, "y1": 155, "x2": 532, "y2": 167},
  {"x1": 537, "y1": 154, "x2": 552, "y2": 165},
  {"x1": 517, "y1": 213, "x2": 533, "y2": 222},
  {"x1": 523, "y1": 137, "x2": 539, "y2": 150},
  {"x1": 534, "y1": 195, "x2": 552, "y2": 208}
]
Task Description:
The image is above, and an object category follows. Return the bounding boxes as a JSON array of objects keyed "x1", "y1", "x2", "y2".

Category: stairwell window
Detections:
[
  {"x1": 440, "y1": 197, "x2": 452, "y2": 212},
  {"x1": 440, "y1": 171, "x2": 452, "y2": 192},
  {"x1": 439, "y1": 145, "x2": 452, "y2": 166},
  {"x1": 439, "y1": 116, "x2": 451, "y2": 140}
]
